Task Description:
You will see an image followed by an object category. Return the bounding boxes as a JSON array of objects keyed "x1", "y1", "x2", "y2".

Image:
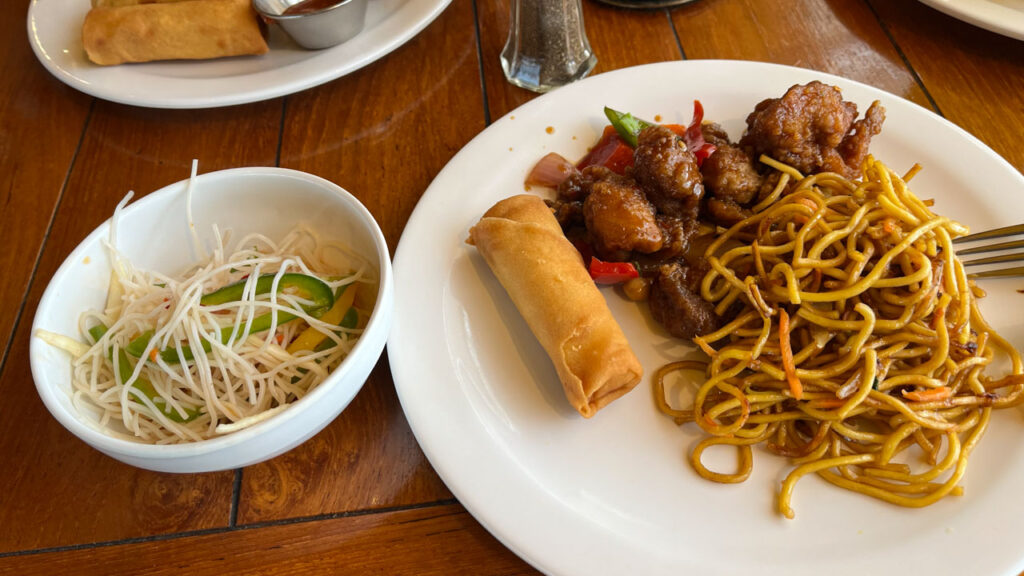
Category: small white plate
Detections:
[
  {"x1": 27, "y1": 0, "x2": 451, "y2": 108},
  {"x1": 918, "y1": 0, "x2": 1024, "y2": 41},
  {"x1": 390, "y1": 61, "x2": 1024, "y2": 576}
]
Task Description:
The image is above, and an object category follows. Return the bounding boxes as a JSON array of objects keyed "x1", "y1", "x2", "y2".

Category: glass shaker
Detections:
[{"x1": 500, "y1": 0, "x2": 598, "y2": 93}]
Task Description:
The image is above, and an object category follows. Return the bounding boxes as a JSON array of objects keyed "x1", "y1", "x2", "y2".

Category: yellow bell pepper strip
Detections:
[
  {"x1": 88, "y1": 324, "x2": 200, "y2": 423},
  {"x1": 287, "y1": 283, "x2": 357, "y2": 354},
  {"x1": 285, "y1": 285, "x2": 361, "y2": 384},
  {"x1": 311, "y1": 307, "x2": 360, "y2": 353},
  {"x1": 125, "y1": 273, "x2": 333, "y2": 364}
]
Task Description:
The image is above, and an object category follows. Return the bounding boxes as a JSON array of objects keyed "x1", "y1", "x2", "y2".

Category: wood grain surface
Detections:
[
  {"x1": 669, "y1": 0, "x2": 930, "y2": 105},
  {"x1": 870, "y1": 0, "x2": 1024, "y2": 172},
  {"x1": 1, "y1": 0, "x2": 1021, "y2": 573},
  {"x1": 0, "y1": 98, "x2": 281, "y2": 554},
  {"x1": 0, "y1": 504, "x2": 535, "y2": 576},
  {"x1": 0, "y1": 2, "x2": 91, "y2": 365},
  {"x1": 237, "y1": 0, "x2": 478, "y2": 524}
]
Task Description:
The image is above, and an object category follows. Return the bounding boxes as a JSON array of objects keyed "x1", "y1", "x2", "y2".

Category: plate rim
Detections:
[{"x1": 917, "y1": 0, "x2": 1024, "y2": 41}]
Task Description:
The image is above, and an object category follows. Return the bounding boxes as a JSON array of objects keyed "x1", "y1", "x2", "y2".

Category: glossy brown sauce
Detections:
[{"x1": 283, "y1": 0, "x2": 341, "y2": 15}]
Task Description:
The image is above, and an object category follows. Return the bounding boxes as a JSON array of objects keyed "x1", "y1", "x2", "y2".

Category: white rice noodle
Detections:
[{"x1": 45, "y1": 172, "x2": 376, "y2": 444}]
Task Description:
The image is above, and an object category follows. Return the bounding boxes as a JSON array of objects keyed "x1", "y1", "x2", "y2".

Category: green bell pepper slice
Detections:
[
  {"x1": 125, "y1": 273, "x2": 333, "y2": 364},
  {"x1": 88, "y1": 324, "x2": 200, "y2": 423},
  {"x1": 604, "y1": 106, "x2": 655, "y2": 148}
]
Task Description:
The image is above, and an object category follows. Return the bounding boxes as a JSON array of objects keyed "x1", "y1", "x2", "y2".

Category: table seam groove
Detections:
[
  {"x1": 0, "y1": 498, "x2": 460, "y2": 559},
  {"x1": 229, "y1": 468, "x2": 242, "y2": 527},
  {"x1": 665, "y1": 8, "x2": 688, "y2": 60},
  {"x1": 470, "y1": 0, "x2": 492, "y2": 126},
  {"x1": 0, "y1": 98, "x2": 97, "y2": 381},
  {"x1": 862, "y1": 0, "x2": 945, "y2": 118},
  {"x1": 275, "y1": 98, "x2": 288, "y2": 167}
]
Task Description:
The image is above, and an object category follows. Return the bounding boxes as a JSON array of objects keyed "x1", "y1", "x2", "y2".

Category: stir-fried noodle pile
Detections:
[{"x1": 656, "y1": 156, "x2": 1024, "y2": 517}]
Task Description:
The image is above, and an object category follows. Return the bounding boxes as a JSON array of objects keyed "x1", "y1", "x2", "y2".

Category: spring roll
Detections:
[
  {"x1": 82, "y1": 0, "x2": 269, "y2": 66},
  {"x1": 468, "y1": 194, "x2": 643, "y2": 418}
]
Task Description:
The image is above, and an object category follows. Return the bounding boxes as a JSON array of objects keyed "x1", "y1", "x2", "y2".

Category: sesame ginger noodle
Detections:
[{"x1": 36, "y1": 169, "x2": 377, "y2": 444}]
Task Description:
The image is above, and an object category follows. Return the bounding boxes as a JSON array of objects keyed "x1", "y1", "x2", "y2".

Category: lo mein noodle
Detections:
[{"x1": 656, "y1": 156, "x2": 1024, "y2": 518}]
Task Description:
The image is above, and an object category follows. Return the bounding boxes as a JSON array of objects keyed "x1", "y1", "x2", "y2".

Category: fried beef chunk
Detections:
[
  {"x1": 705, "y1": 197, "x2": 749, "y2": 227},
  {"x1": 700, "y1": 122, "x2": 732, "y2": 147},
  {"x1": 583, "y1": 172, "x2": 664, "y2": 260},
  {"x1": 557, "y1": 164, "x2": 613, "y2": 202},
  {"x1": 633, "y1": 125, "x2": 704, "y2": 219},
  {"x1": 648, "y1": 263, "x2": 722, "y2": 339},
  {"x1": 549, "y1": 198, "x2": 584, "y2": 229},
  {"x1": 551, "y1": 165, "x2": 619, "y2": 228},
  {"x1": 754, "y1": 171, "x2": 782, "y2": 205},
  {"x1": 838, "y1": 100, "x2": 885, "y2": 175},
  {"x1": 695, "y1": 122, "x2": 764, "y2": 227},
  {"x1": 739, "y1": 81, "x2": 885, "y2": 177},
  {"x1": 700, "y1": 143, "x2": 763, "y2": 206},
  {"x1": 652, "y1": 214, "x2": 700, "y2": 260}
]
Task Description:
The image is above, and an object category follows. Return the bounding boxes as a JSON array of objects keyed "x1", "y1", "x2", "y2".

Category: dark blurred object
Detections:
[{"x1": 593, "y1": 0, "x2": 701, "y2": 8}]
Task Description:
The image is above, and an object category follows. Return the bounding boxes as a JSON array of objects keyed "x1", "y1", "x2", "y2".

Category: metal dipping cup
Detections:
[{"x1": 252, "y1": 0, "x2": 368, "y2": 50}]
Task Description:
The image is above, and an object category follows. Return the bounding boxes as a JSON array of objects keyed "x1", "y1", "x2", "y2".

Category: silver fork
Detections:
[{"x1": 952, "y1": 223, "x2": 1024, "y2": 279}]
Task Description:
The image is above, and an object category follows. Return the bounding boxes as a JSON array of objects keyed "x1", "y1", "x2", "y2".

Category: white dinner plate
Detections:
[
  {"x1": 27, "y1": 0, "x2": 451, "y2": 108},
  {"x1": 918, "y1": 0, "x2": 1024, "y2": 41},
  {"x1": 389, "y1": 61, "x2": 1024, "y2": 576}
]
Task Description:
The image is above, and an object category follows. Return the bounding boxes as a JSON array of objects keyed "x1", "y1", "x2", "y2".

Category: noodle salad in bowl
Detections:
[{"x1": 30, "y1": 164, "x2": 393, "y2": 472}]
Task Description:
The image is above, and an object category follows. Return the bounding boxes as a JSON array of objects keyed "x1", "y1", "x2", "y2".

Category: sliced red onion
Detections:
[{"x1": 525, "y1": 152, "x2": 577, "y2": 188}]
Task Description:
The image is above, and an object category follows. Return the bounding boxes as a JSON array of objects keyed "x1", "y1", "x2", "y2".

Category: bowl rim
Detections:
[
  {"x1": 29, "y1": 166, "x2": 393, "y2": 460},
  {"x1": 252, "y1": 0, "x2": 364, "y2": 21}
]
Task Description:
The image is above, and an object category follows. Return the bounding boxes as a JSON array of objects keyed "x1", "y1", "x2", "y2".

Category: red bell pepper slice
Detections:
[
  {"x1": 577, "y1": 126, "x2": 635, "y2": 174},
  {"x1": 685, "y1": 100, "x2": 706, "y2": 148},
  {"x1": 678, "y1": 100, "x2": 716, "y2": 166},
  {"x1": 588, "y1": 256, "x2": 639, "y2": 284}
]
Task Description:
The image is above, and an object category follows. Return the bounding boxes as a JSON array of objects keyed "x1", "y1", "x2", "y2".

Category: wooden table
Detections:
[{"x1": 1, "y1": 1, "x2": 1022, "y2": 574}]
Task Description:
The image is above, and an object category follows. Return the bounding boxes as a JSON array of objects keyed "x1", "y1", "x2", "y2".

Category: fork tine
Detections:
[
  {"x1": 953, "y1": 222, "x2": 1024, "y2": 244},
  {"x1": 967, "y1": 265, "x2": 1024, "y2": 279},
  {"x1": 957, "y1": 238, "x2": 1024, "y2": 255},
  {"x1": 961, "y1": 251, "x2": 1024, "y2": 266},
  {"x1": 954, "y1": 223, "x2": 1024, "y2": 278}
]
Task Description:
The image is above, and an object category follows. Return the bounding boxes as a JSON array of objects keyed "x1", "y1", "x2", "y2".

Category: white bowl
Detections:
[{"x1": 29, "y1": 167, "x2": 394, "y2": 473}]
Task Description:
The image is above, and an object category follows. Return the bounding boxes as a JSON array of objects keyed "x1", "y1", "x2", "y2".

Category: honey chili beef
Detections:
[{"x1": 528, "y1": 81, "x2": 885, "y2": 340}]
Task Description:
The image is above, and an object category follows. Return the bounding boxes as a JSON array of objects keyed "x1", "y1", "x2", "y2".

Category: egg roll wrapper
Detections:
[
  {"x1": 468, "y1": 194, "x2": 643, "y2": 418},
  {"x1": 83, "y1": 0, "x2": 269, "y2": 66}
]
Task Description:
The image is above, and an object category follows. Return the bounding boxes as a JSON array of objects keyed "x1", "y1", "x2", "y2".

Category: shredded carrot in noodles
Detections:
[{"x1": 778, "y1": 309, "x2": 803, "y2": 400}]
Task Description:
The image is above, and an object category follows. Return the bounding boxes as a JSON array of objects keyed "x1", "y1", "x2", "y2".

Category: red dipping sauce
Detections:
[{"x1": 283, "y1": 0, "x2": 342, "y2": 15}]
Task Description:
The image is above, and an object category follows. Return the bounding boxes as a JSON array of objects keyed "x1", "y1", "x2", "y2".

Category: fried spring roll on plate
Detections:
[
  {"x1": 468, "y1": 195, "x2": 643, "y2": 418},
  {"x1": 82, "y1": 0, "x2": 269, "y2": 66}
]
